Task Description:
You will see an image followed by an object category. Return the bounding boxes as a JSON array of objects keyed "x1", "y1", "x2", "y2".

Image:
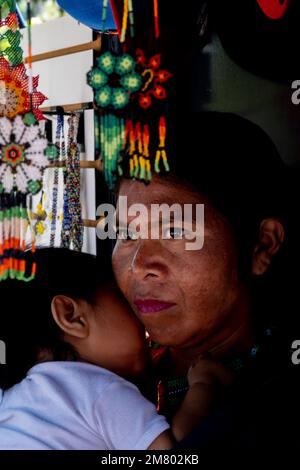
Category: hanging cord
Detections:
[
  {"x1": 120, "y1": 0, "x2": 134, "y2": 43},
  {"x1": 128, "y1": 0, "x2": 134, "y2": 39},
  {"x1": 101, "y1": 0, "x2": 109, "y2": 32},
  {"x1": 121, "y1": 0, "x2": 129, "y2": 43},
  {"x1": 153, "y1": 0, "x2": 160, "y2": 39},
  {"x1": 26, "y1": 0, "x2": 33, "y2": 112}
]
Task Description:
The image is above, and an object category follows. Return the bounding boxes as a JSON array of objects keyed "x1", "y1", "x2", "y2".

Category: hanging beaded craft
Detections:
[
  {"x1": 100, "y1": 1, "x2": 172, "y2": 186},
  {"x1": 120, "y1": 47, "x2": 172, "y2": 182},
  {"x1": 87, "y1": 1, "x2": 173, "y2": 188},
  {"x1": 50, "y1": 115, "x2": 65, "y2": 247},
  {"x1": 0, "y1": 192, "x2": 36, "y2": 281},
  {"x1": 87, "y1": 51, "x2": 142, "y2": 110},
  {"x1": 0, "y1": 0, "x2": 23, "y2": 66},
  {"x1": 0, "y1": 0, "x2": 49, "y2": 282},
  {"x1": 61, "y1": 113, "x2": 83, "y2": 252},
  {"x1": 135, "y1": 49, "x2": 172, "y2": 110},
  {"x1": 0, "y1": 113, "x2": 49, "y2": 195},
  {"x1": 0, "y1": 58, "x2": 47, "y2": 120},
  {"x1": 87, "y1": 51, "x2": 142, "y2": 189}
]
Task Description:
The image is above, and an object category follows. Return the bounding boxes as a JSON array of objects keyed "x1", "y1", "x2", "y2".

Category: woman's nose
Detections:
[{"x1": 129, "y1": 239, "x2": 168, "y2": 279}]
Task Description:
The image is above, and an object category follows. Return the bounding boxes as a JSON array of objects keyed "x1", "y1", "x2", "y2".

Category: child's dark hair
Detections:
[{"x1": 0, "y1": 248, "x2": 113, "y2": 390}]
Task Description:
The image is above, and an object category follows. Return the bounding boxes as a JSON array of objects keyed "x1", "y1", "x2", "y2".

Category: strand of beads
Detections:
[
  {"x1": 61, "y1": 113, "x2": 83, "y2": 252},
  {"x1": 50, "y1": 115, "x2": 65, "y2": 247},
  {"x1": 68, "y1": 142, "x2": 83, "y2": 251}
]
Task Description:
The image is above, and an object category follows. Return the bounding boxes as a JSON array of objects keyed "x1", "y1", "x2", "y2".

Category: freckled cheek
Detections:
[
  {"x1": 112, "y1": 249, "x2": 132, "y2": 291},
  {"x1": 177, "y1": 247, "x2": 234, "y2": 311}
]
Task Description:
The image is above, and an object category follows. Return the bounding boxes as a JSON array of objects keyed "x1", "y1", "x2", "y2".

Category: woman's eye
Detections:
[
  {"x1": 117, "y1": 229, "x2": 138, "y2": 241},
  {"x1": 164, "y1": 227, "x2": 185, "y2": 239}
]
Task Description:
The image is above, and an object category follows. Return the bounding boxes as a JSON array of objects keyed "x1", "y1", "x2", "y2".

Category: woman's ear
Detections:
[
  {"x1": 51, "y1": 296, "x2": 89, "y2": 339},
  {"x1": 252, "y1": 218, "x2": 285, "y2": 276}
]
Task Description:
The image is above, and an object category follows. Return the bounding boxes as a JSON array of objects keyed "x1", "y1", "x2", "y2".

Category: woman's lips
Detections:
[{"x1": 134, "y1": 299, "x2": 176, "y2": 314}]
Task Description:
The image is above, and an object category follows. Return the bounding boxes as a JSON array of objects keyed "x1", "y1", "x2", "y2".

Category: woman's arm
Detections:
[{"x1": 148, "y1": 356, "x2": 233, "y2": 449}]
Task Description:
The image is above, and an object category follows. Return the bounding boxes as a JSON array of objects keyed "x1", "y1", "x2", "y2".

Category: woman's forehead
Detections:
[
  {"x1": 117, "y1": 176, "x2": 233, "y2": 233},
  {"x1": 118, "y1": 176, "x2": 204, "y2": 204}
]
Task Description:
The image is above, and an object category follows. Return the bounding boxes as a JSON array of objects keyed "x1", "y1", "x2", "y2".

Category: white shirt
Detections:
[{"x1": 0, "y1": 361, "x2": 169, "y2": 450}]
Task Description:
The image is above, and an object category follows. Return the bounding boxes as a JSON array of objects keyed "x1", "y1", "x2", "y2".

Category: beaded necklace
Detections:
[
  {"x1": 61, "y1": 113, "x2": 83, "y2": 251},
  {"x1": 155, "y1": 328, "x2": 274, "y2": 416},
  {"x1": 50, "y1": 115, "x2": 65, "y2": 247}
]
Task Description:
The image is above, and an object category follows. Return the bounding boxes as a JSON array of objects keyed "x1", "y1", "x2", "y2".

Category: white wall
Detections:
[
  {"x1": 21, "y1": 15, "x2": 97, "y2": 255},
  {"x1": 21, "y1": 15, "x2": 94, "y2": 107}
]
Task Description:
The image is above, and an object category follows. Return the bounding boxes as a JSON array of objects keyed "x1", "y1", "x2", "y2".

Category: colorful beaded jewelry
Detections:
[
  {"x1": 50, "y1": 115, "x2": 65, "y2": 247},
  {"x1": 61, "y1": 113, "x2": 83, "y2": 252}
]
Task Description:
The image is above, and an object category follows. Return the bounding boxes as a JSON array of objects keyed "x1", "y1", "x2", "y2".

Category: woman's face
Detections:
[{"x1": 112, "y1": 177, "x2": 249, "y2": 352}]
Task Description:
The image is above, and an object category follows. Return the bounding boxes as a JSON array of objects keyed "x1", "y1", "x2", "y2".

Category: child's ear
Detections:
[{"x1": 51, "y1": 295, "x2": 89, "y2": 339}]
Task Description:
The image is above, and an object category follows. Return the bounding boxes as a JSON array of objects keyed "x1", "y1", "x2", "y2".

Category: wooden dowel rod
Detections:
[
  {"x1": 80, "y1": 159, "x2": 102, "y2": 170},
  {"x1": 48, "y1": 158, "x2": 102, "y2": 171},
  {"x1": 83, "y1": 218, "x2": 104, "y2": 228},
  {"x1": 25, "y1": 36, "x2": 101, "y2": 64},
  {"x1": 32, "y1": 216, "x2": 103, "y2": 228},
  {"x1": 41, "y1": 102, "x2": 94, "y2": 113}
]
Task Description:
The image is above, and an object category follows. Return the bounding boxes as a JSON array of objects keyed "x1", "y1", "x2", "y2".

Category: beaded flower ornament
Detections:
[
  {"x1": 0, "y1": 114, "x2": 48, "y2": 195},
  {"x1": 88, "y1": 49, "x2": 142, "y2": 188}
]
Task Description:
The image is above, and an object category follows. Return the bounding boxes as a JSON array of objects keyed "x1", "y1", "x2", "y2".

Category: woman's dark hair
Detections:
[
  {"x1": 0, "y1": 248, "x2": 113, "y2": 390},
  {"x1": 118, "y1": 112, "x2": 298, "y2": 331},
  {"x1": 169, "y1": 113, "x2": 296, "y2": 328}
]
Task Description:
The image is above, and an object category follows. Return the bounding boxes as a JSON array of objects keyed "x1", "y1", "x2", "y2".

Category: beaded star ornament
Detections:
[{"x1": 0, "y1": 0, "x2": 50, "y2": 281}]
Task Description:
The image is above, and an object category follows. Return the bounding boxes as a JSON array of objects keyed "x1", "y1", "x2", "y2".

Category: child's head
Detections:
[{"x1": 0, "y1": 248, "x2": 148, "y2": 389}]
